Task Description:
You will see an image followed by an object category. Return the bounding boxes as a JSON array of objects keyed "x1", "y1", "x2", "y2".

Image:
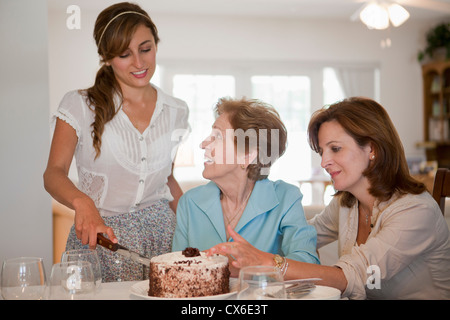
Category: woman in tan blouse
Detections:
[{"x1": 207, "y1": 97, "x2": 450, "y2": 299}]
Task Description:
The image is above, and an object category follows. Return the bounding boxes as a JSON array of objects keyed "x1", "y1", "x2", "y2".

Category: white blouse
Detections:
[
  {"x1": 309, "y1": 191, "x2": 450, "y2": 300},
  {"x1": 53, "y1": 85, "x2": 189, "y2": 216}
]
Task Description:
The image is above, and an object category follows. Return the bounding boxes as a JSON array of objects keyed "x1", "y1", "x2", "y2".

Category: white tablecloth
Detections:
[
  {"x1": 95, "y1": 281, "x2": 342, "y2": 300},
  {"x1": 0, "y1": 280, "x2": 138, "y2": 300},
  {"x1": 95, "y1": 280, "x2": 139, "y2": 300},
  {"x1": 1, "y1": 280, "x2": 342, "y2": 300}
]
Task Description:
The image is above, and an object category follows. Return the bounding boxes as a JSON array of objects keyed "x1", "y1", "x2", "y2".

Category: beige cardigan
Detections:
[{"x1": 309, "y1": 191, "x2": 450, "y2": 299}]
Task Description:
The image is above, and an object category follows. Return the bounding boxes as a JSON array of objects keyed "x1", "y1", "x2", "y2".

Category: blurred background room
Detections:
[{"x1": 1, "y1": 0, "x2": 449, "y2": 270}]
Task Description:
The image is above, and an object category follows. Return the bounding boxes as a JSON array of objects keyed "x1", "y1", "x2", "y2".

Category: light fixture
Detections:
[
  {"x1": 359, "y1": 1, "x2": 410, "y2": 30},
  {"x1": 360, "y1": 2, "x2": 389, "y2": 30},
  {"x1": 387, "y1": 3, "x2": 410, "y2": 27}
]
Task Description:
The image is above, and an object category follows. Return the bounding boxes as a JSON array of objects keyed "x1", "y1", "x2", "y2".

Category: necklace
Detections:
[
  {"x1": 359, "y1": 203, "x2": 373, "y2": 228},
  {"x1": 223, "y1": 190, "x2": 252, "y2": 226}
]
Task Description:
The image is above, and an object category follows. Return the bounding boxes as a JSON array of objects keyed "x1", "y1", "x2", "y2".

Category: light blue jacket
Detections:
[{"x1": 172, "y1": 179, "x2": 320, "y2": 264}]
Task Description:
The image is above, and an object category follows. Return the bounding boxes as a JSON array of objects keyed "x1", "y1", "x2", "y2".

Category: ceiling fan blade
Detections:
[
  {"x1": 394, "y1": 0, "x2": 450, "y2": 13},
  {"x1": 350, "y1": 2, "x2": 365, "y2": 21}
]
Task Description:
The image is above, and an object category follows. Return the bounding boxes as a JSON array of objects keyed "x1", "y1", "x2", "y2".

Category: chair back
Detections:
[{"x1": 432, "y1": 168, "x2": 450, "y2": 216}]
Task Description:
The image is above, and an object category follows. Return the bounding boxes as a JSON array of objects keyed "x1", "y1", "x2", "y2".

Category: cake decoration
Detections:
[{"x1": 182, "y1": 247, "x2": 201, "y2": 257}]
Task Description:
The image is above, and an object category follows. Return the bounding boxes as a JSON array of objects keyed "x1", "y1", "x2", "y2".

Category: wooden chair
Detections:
[{"x1": 432, "y1": 168, "x2": 450, "y2": 216}]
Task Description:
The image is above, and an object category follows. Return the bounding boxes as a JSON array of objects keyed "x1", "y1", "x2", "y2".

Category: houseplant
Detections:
[{"x1": 418, "y1": 22, "x2": 450, "y2": 63}]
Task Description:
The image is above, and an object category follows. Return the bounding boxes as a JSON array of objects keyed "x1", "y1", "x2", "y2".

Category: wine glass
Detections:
[
  {"x1": 1, "y1": 257, "x2": 47, "y2": 300},
  {"x1": 61, "y1": 249, "x2": 102, "y2": 288},
  {"x1": 47, "y1": 261, "x2": 95, "y2": 300},
  {"x1": 237, "y1": 266, "x2": 286, "y2": 300}
]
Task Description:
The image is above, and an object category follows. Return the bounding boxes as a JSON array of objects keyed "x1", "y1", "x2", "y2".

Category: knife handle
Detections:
[{"x1": 97, "y1": 233, "x2": 119, "y2": 251}]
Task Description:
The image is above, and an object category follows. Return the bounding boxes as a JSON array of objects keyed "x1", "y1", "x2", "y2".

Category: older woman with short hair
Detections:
[{"x1": 172, "y1": 97, "x2": 319, "y2": 276}]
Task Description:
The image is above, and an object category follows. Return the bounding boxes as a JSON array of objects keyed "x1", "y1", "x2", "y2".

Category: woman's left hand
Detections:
[{"x1": 206, "y1": 225, "x2": 274, "y2": 273}]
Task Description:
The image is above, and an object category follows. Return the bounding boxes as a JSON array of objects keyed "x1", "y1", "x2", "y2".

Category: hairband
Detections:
[{"x1": 98, "y1": 11, "x2": 151, "y2": 46}]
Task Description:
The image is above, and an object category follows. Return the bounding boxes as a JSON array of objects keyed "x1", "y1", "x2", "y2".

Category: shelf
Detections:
[
  {"x1": 421, "y1": 60, "x2": 450, "y2": 168},
  {"x1": 428, "y1": 115, "x2": 450, "y2": 120},
  {"x1": 417, "y1": 141, "x2": 450, "y2": 148}
]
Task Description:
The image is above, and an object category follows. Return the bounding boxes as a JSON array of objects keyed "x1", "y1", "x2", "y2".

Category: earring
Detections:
[
  {"x1": 370, "y1": 155, "x2": 375, "y2": 160},
  {"x1": 241, "y1": 164, "x2": 246, "y2": 170}
]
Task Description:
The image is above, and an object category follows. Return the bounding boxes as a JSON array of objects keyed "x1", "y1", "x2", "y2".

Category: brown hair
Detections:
[
  {"x1": 82, "y1": 2, "x2": 160, "y2": 158},
  {"x1": 307, "y1": 97, "x2": 426, "y2": 207},
  {"x1": 215, "y1": 97, "x2": 287, "y2": 181}
]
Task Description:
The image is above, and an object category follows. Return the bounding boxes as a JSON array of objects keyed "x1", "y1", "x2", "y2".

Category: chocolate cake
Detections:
[{"x1": 148, "y1": 248, "x2": 230, "y2": 298}]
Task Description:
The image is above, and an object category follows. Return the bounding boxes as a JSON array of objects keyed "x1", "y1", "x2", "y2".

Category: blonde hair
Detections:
[{"x1": 215, "y1": 97, "x2": 287, "y2": 181}]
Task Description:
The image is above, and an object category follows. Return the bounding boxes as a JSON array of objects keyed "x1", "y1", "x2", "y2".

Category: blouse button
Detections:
[
  {"x1": 141, "y1": 157, "x2": 146, "y2": 162},
  {"x1": 139, "y1": 136, "x2": 144, "y2": 141},
  {"x1": 139, "y1": 179, "x2": 144, "y2": 184}
]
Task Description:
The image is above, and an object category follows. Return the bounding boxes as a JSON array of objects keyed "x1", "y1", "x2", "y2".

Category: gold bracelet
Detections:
[
  {"x1": 273, "y1": 254, "x2": 284, "y2": 269},
  {"x1": 273, "y1": 254, "x2": 288, "y2": 276}
]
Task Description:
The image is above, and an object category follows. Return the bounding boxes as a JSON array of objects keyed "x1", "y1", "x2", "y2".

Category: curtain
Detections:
[{"x1": 334, "y1": 66, "x2": 376, "y2": 99}]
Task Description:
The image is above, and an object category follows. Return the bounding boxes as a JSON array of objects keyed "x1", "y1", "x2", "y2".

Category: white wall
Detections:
[
  {"x1": 48, "y1": 1, "x2": 443, "y2": 160},
  {"x1": 0, "y1": 0, "x2": 52, "y2": 269},
  {"x1": 154, "y1": 13, "x2": 432, "y2": 158}
]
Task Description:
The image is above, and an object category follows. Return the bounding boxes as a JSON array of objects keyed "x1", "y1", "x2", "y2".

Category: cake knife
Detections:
[{"x1": 96, "y1": 233, "x2": 152, "y2": 266}]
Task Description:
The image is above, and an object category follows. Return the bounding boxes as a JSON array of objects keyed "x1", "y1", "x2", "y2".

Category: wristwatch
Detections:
[
  {"x1": 273, "y1": 254, "x2": 289, "y2": 276},
  {"x1": 273, "y1": 254, "x2": 284, "y2": 270}
]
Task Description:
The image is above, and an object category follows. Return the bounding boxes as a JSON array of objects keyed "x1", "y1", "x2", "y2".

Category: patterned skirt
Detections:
[{"x1": 65, "y1": 199, "x2": 176, "y2": 282}]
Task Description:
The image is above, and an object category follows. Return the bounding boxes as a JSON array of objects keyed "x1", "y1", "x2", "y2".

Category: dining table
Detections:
[
  {"x1": 0, "y1": 281, "x2": 139, "y2": 301},
  {"x1": 91, "y1": 280, "x2": 342, "y2": 300},
  {"x1": 95, "y1": 280, "x2": 141, "y2": 300},
  {"x1": 1, "y1": 280, "x2": 343, "y2": 320},
  {"x1": 0, "y1": 279, "x2": 342, "y2": 300}
]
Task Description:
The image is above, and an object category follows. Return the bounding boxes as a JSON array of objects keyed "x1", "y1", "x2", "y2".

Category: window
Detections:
[
  {"x1": 170, "y1": 72, "x2": 313, "y2": 189},
  {"x1": 156, "y1": 62, "x2": 378, "y2": 205},
  {"x1": 251, "y1": 75, "x2": 311, "y2": 183},
  {"x1": 172, "y1": 74, "x2": 235, "y2": 180},
  {"x1": 323, "y1": 67, "x2": 345, "y2": 105}
]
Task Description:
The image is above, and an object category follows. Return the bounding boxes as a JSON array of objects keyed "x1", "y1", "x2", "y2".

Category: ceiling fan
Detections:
[
  {"x1": 351, "y1": 0, "x2": 450, "y2": 30},
  {"x1": 394, "y1": 0, "x2": 450, "y2": 12}
]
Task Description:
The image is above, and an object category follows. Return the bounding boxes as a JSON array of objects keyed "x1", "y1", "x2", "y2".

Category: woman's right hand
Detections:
[{"x1": 73, "y1": 197, "x2": 117, "y2": 249}]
